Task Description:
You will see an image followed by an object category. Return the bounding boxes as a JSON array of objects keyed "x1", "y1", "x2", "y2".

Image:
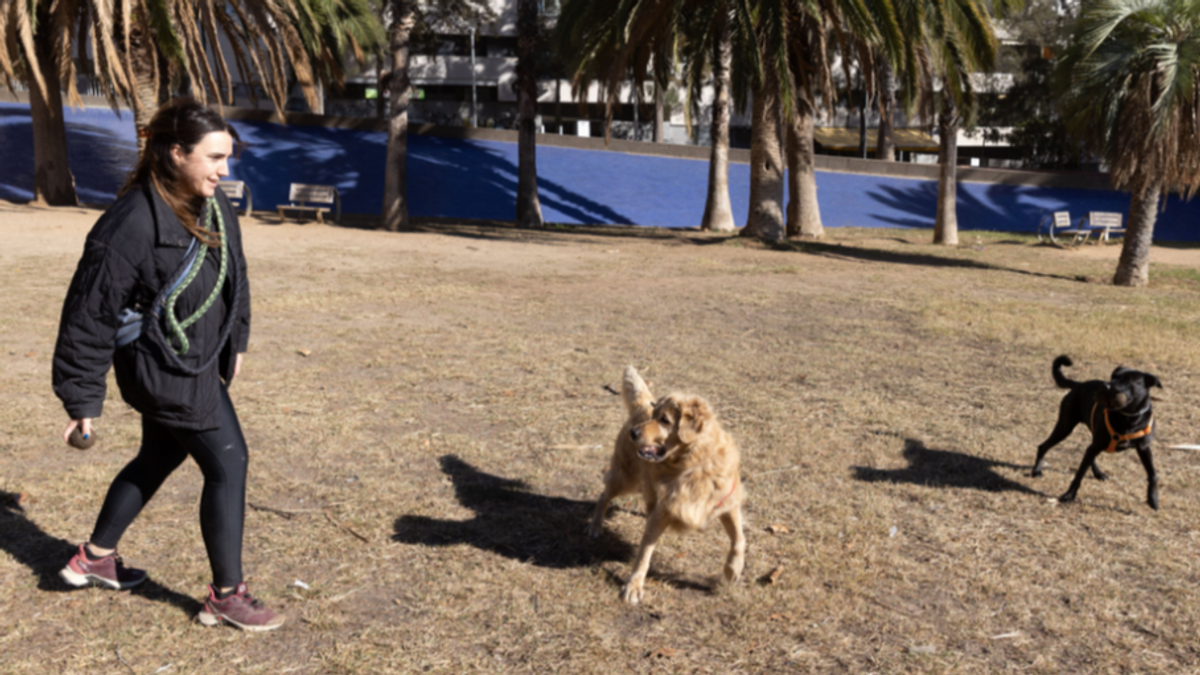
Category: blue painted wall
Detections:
[{"x1": 1, "y1": 102, "x2": 1196, "y2": 241}]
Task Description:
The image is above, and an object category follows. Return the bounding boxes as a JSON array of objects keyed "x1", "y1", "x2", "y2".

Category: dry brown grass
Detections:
[{"x1": 4, "y1": 202, "x2": 1200, "y2": 674}]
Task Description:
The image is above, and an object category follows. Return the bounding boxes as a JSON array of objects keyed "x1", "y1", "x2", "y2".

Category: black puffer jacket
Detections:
[{"x1": 52, "y1": 181, "x2": 251, "y2": 431}]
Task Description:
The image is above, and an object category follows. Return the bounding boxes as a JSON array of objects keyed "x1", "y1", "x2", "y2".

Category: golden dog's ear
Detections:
[
  {"x1": 622, "y1": 366, "x2": 655, "y2": 416},
  {"x1": 676, "y1": 397, "x2": 713, "y2": 445}
]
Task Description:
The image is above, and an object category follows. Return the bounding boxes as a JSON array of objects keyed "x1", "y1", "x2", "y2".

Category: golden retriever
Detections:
[{"x1": 587, "y1": 366, "x2": 745, "y2": 604}]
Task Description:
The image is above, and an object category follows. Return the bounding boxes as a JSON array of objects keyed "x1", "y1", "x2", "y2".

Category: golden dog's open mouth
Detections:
[{"x1": 637, "y1": 444, "x2": 667, "y2": 461}]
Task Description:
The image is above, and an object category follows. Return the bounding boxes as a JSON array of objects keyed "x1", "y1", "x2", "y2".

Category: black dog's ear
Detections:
[{"x1": 1144, "y1": 373, "x2": 1163, "y2": 389}]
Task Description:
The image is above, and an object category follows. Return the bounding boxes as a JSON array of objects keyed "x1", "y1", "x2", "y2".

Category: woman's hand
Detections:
[
  {"x1": 234, "y1": 353, "x2": 243, "y2": 380},
  {"x1": 63, "y1": 418, "x2": 93, "y2": 445}
]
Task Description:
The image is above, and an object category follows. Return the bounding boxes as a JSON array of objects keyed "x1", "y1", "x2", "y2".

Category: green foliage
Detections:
[
  {"x1": 980, "y1": 52, "x2": 1088, "y2": 169},
  {"x1": 1056, "y1": 0, "x2": 1200, "y2": 196}
]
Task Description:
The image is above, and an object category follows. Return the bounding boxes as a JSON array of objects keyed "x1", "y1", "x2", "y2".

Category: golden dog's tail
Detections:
[{"x1": 623, "y1": 366, "x2": 655, "y2": 416}]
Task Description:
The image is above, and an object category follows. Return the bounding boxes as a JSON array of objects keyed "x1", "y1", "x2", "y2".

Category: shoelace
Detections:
[{"x1": 219, "y1": 589, "x2": 265, "y2": 609}]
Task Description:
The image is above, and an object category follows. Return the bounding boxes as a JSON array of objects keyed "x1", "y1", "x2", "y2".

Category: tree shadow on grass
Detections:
[
  {"x1": 851, "y1": 439, "x2": 1044, "y2": 496},
  {"x1": 0, "y1": 491, "x2": 202, "y2": 616},
  {"x1": 774, "y1": 239, "x2": 1083, "y2": 282},
  {"x1": 392, "y1": 455, "x2": 634, "y2": 568}
]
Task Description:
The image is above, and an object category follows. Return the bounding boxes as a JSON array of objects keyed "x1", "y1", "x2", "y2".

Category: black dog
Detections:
[{"x1": 1032, "y1": 355, "x2": 1162, "y2": 509}]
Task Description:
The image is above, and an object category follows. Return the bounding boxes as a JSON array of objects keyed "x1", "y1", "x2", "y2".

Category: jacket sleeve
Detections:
[{"x1": 52, "y1": 237, "x2": 138, "y2": 419}]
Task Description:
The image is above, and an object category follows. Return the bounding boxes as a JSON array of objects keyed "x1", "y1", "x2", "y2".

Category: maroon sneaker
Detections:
[
  {"x1": 60, "y1": 544, "x2": 147, "y2": 590},
  {"x1": 198, "y1": 582, "x2": 285, "y2": 632}
]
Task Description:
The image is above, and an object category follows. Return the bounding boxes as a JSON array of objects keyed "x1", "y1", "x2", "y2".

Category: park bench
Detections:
[
  {"x1": 217, "y1": 180, "x2": 253, "y2": 216},
  {"x1": 1059, "y1": 211, "x2": 1124, "y2": 245},
  {"x1": 278, "y1": 183, "x2": 341, "y2": 224},
  {"x1": 1037, "y1": 210, "x2": 1072, "y2": 244}
]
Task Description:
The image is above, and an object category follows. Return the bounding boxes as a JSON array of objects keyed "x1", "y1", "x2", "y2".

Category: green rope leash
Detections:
[{"x1": 163, "y1": 197, "x2": 228, "y2": 355}]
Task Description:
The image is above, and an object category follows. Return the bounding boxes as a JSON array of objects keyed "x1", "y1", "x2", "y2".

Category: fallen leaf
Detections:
[
  {"x1": 647, "y1": 647, "x2": 678, "y2": 659},
  {"x1": 769, "y1": 613, "x2": 794, "y2": 622},
  {"x1": 764, "y1": 566, "x2": 784, "y2": 585},
  {"x1": 767, "y1": 523, "x2": 790, "y2": 535},
  {"x1": 297, "y1": 349, "x2": 311, "y2": 357},
  {"x1": 24, "y1": 352, "x2": 35, "y2": 357}
]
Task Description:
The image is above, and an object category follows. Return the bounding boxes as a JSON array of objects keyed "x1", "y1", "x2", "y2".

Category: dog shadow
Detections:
[
  {"x1": 0, "y1": 490, "x2": 203, "y2": 616},
  {"x1": 851, "y1": 439, "x2": 1044, "y2": 496},
  {"x1": 392, "y1": 455, "x2": 635, "y2": 568}
]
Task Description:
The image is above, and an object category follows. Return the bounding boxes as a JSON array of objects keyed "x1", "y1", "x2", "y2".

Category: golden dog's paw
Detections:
[
  {"x1": 724, "y1": 557, "x2": 745, "y2": 583},
  {"x1": 621, "y1": 579, "x2": 645, "y2": 605},
  {"x1": 585, "y1": 522, "x2": 602, "y2": 538}
]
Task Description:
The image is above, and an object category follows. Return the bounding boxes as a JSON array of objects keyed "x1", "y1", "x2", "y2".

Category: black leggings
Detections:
[{"x1": 90, "y1": 385, "x2": 247, "y2": 589}]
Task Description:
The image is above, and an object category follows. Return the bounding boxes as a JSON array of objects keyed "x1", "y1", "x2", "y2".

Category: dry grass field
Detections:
[{"x1": 3, "y1": 200, "x2": 1200, "y2": 674}]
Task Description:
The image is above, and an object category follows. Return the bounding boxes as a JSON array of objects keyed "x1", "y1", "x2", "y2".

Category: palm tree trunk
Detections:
[
  {"x1": 786, "y1": 88, "x2": 822, "y2": 238},
  {"x1": 515, "y1": 0, "x2": 543, "y2": 228},
  {"x1": 654, "y1": 81, "x2": 664, "y2": 143},
  {"x1": 1113, "y1": 177, "x2": 1160, "y2": 287},
  {"x1": 129, "y1": 14, "x2": 159, "y2": 156},
  {"x1": 876, "y1": 60, "x2": 896, "y2": 161},
  {"x1": 743, "y1": 61, "x2": 784, "y2": 243},
  {"x1": 27, "y1": 15, "x2": 77, "y2": 206},
  {"x1": 857, "y1": 76, "x2": 870, "y2": 159},
  {"x1": 933, "y1": 95, "x2": 959, "y2": 245},
  {"x1": 700, "y1": 12, "x2": 734, "y2": 232},
  {"x1": 382, "y1": 0, "x2": 415, "y2": 232}
]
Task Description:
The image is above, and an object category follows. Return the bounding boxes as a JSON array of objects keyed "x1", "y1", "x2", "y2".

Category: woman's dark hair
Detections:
[{"x1": 121, "y1": 97, "x2": 239, "y2": 246}]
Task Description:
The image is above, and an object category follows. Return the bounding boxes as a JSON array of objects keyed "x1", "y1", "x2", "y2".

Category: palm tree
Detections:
[
  {"x1": 782, "y1": 0, "x2": 903, "y2": 239},
  {"x1": 679, "y1": 0, "x2": 756, "y2": 232},
  {"x1": 1, "y1": 0, "x2": 80, "y2": 204},
  {"x1": 2, "y1": 0, "x2": 383, "y2": 207},
  {"x1": 887, "y1": 0, "x2": 1008, "y2": 246},
  {"x1": 515, "y1": 0, "x2": 543, "y2": 228},
  {"x1": 745, "y1": 0, "x2": 901, "y2": 242},
  {"x1": 556, "y1": 0, "x2": 757, "y2": 232},
  {"x1": 1056, "y1": 0, "x2": 1200, "y2": 286},
  {"x1": 382, "y1": 0, "x2": 416, "y2": 231},
  {"x1": 381, "y1": 0, "x2": 491, "y2": 231}
]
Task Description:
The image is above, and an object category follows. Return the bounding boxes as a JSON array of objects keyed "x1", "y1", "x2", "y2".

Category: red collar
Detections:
[
  {"x1": 715, "y1": 475, "x2": 739, "y2": 509},
  {"x1": 1090, "y1": 403, "x2": 1153, "y2": 452}
]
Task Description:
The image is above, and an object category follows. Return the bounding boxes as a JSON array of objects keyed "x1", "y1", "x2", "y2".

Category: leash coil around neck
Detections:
[
  {"x1": 163, "y1": 197, "x2": 228, "y2": 356},
  {"x1": 143, "y1": 198, "x2": 243, "y2": 377}
]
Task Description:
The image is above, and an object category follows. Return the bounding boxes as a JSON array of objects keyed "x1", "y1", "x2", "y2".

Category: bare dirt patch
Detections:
[{"x1": 4, "y1": 201, "x2": 1200, "y2": 673}]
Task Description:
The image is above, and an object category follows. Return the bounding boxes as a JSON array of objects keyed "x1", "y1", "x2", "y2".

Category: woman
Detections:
[{"x1": 52, "y1": 98, "x2": 283, "y2": 632}]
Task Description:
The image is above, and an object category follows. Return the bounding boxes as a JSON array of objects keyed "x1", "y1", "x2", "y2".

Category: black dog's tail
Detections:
[{"x1": 1051, "y1": 355, "x2": 1078, "y2": 389}]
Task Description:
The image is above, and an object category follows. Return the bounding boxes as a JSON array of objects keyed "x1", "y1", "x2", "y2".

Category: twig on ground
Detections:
[
  {"x1": 114, "y1": 646, "x2": 135, "y2": 674},
  {"x1": 249, "y1": 502, "x2": 323, "y2": 520},
  {"x1": 325, "y1": 510, "x2": 370, "y2": 543},
  {"x1": 326, "y1": 587, "x2": 362, "y2": 603}
]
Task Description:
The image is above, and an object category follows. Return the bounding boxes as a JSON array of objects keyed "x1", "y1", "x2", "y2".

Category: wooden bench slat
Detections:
[
  {"x1": 289, "y1": 184, "x2": 337, "y2": 204},
  {"x1": 218, "y1": 181, "x2": 245, "y2": 199}
]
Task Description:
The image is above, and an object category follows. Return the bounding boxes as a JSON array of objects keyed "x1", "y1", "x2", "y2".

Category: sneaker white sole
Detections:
[
  {"x1": 197, "y1": 610, "x2": 285, "y2": 632},
  {"x1": 59, "y1": 566, "x2": 141, "y2": 590}
]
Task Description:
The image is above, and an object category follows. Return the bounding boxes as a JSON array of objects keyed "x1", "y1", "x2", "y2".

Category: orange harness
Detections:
[{"x1": 1089, "y1": 403, "x2": 1153, "y2": 453}]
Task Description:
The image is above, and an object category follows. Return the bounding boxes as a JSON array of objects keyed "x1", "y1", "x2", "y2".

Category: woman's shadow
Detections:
[
  {"x1": 851, "y1": 439, "x2": 1044, "y2": 495},
  {"x1": 0, "y1": 491, "x2": 202, "y2": 616},
  {"x1": 392, "y1": 455, "x2": 634, "y2": 568}
]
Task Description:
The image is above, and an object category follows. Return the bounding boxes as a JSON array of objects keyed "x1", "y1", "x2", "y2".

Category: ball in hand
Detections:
[{"x1": 68, "y1": 427, "x2": 95, "y2": 450}]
